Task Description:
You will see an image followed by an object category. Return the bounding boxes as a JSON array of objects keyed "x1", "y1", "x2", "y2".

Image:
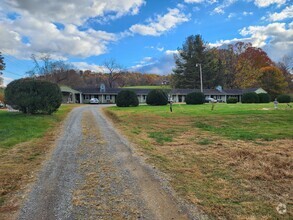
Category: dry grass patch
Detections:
[{"x1": 104, "y1": 108, "x2": 292, "y2": 219}]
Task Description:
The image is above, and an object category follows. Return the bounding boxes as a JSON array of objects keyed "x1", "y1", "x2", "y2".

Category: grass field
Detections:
[
  {"x1": 104, "y1": 103, "x2": 293, "y2": 219},
  {"x1": 0, "y1": 104, "x2": 78, "y2": 217}
]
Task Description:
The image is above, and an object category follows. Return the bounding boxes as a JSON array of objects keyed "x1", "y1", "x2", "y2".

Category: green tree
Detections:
[
  {"x1": 172, "y1": 35, "x2": 207, "y2": 89},
  {"x1": 0, "y1": 52, "x2": 5, "y2": 87},
  {"x1": 0, "y1": 52, "x2": 5, "y2": 72}
]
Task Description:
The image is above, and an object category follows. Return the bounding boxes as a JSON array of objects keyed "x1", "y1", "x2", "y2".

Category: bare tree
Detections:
[
  {"x1": 27, "y1": 54, "x2": 83, "y2": 86},
  {"x1": 103, "y1": 58, "x2": 123, "y2": 88}
]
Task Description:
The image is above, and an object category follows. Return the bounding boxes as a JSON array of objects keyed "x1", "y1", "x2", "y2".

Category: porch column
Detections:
[{"x1": 80, "y1": 93, "x2": 82, "y2": 104}]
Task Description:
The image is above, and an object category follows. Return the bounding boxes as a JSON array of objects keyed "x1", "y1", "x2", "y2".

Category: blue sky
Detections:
[{"x1": 0, "y1": 0, "x2": 292, "y2": 85}]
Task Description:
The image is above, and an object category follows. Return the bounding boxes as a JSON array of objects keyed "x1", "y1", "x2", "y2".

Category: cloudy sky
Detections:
[{"x1": 0, "y1": 0, "x2": 292, "y2": 85}]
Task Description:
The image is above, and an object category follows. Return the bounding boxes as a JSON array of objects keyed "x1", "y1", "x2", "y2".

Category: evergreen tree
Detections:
[
  {"x1": 172, "y1": 35, "x2": 222, "y2": 89},
  {"x1": 172, "y1": 35, "x2": 206, "y2": 89},
  {"x1": 0, "y1": 52, "x2": 5, "y2": 72}
]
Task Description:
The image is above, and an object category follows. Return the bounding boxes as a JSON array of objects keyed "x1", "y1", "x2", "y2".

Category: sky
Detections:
[{"x1": 0, "y1": 0, "x2": 292, "y2": 86}]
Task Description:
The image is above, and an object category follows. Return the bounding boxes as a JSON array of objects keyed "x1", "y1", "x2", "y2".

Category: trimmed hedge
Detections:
[
  {"x1": 227, "y1": 97, "x2": 238, "y2": 104},
  {"x1": 185, "y1": 92, "x2": 205, "y2": 104},
  {"x1": 258, "y1": 93, "x2": 270, "y2": 103},
  {"x1": 242, "y1": 92, "x2": 259, "y2": 103},
  {"x1": 5, "y1": 78, "x2": 62, "y2": 114},
  {"x1": 277, "y1": 94, "x2": 291, "y2": 103},
  {"x1": 116, "y1": 90, "x2": 139, "y2": 107},
  {"x1": 146, "y1": 89, "x2": 168, "y2": 106}
]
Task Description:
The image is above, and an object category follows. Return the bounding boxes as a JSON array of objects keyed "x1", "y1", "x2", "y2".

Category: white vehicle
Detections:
[
  {"x1": 205, "y1": 97, "x2": 217, "y2": 103},
  {"x1": 89, "y1": 98, "x2": 100, "y2": 104}
]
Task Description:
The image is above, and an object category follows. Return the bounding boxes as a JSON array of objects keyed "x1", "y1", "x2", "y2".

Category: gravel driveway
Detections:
[{"x1": 17, "y1": 105, "x2": 193, "y2": 220}]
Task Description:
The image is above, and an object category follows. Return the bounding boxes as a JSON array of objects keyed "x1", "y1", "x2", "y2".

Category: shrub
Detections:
[
  {"x1": 146, "y1": 89, "x2": 168, "y2": 106},
  {"x1": 242, "y1": 92, "x2": 259, "y2": 103},
  {"x1": 227, "y1": 97, "x2": 238, "y2": 104},
  {"x1": 185, "y1": 92, "x2": 205, "y2": 104},
  {"x1": 257, "y1": 93, "x2": 270, "y2": 103},
  {"x1": 277, "y1": 94, "x2": 291, "y2": 103},
  {"x1": 116, "y1": 90, "x2": 139, "y2": 107},
  {"x1": 5, "y1": 78, "x2": 62, "y2": 114}
]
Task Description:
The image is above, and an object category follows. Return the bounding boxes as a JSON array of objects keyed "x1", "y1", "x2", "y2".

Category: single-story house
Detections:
[{"x1": 60, "y1": 84, "x2": 267, "y2": 104}]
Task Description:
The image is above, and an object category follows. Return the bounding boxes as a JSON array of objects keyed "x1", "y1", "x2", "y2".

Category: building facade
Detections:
[{"x1": 60, "y1": 84, "x2": 267, "y2": 104}]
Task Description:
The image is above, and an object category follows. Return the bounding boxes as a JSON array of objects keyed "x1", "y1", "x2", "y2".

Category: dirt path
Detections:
[{"x1": 18, "y1": 105, "x2": 191, "y2": 220}]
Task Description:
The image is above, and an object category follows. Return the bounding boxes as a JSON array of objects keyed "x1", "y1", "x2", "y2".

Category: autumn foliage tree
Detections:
[
  {"x1": 258, "y1": 66, "x2": 288, "y2": 98},
  {"x1": 235, "y1": 44, "x2": 274, "y2": 88}
]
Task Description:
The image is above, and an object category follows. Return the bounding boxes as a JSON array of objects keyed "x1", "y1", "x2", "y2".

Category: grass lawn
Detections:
[
  {"x1": 104, "y1": 103, "x2": 293, "y2": 219},
  {"x1": 0, "y1": 104, "x2": 78, "y2": 217}
]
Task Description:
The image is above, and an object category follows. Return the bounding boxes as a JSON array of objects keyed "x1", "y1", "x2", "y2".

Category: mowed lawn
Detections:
[
  {"x1": 0, "y1": 104, "x2": 78, "y2": 215},
  {"x1": 105, "y1": 103, "x2": 293, "y2": 219}
]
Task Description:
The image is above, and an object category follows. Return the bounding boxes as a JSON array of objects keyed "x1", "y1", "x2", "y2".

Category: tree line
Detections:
[
  {"x1": 172, "y1": 35, "x2": 292, "y2": 98},
  {"x1": 25, "y1": 55, "x2": 169, "y2": 89}
]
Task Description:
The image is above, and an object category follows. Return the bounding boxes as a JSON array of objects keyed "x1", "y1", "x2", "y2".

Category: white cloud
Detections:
[
  {"x1": 0, "y1": 0, "x2": 145, "y2": 59},
  {"x1": 228, "y1": 13, "x2": 236, "y2": 19},
  {"x1": 253, "y1": 0, "x2": 286, "y2": 8},
  {"x1": 129, "y1": 50, "x2": 178, "y2": 74},
  {"x1": 72, "y1": 62, "x2": 106, "y2": 72},
  {"x1": 268, "y1": 5, "x2": 293, "y2": 21},
  {"x1": 0, "y1": 12, "x2": 117, "y2": 59},
  {"x1": 212, "y1": 0, "x2": 237, "y2": 14},
  {"x1": 3, "y1": 0, "x2": 146, "y2": 25},
  {"x1": 184, "y1": 0, "x2": 218, "y2": 4},
  {"x1": 243, "y1": 11, "x2": 253, "y2": 16},
  {"x1": 129, "y1": 8, "x2": 190, "y2": 36},
  {"x1": 184, "y1": 0, "x2": 205, "y2": 3}
]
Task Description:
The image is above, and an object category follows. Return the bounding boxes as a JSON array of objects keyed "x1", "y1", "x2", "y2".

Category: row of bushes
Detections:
[
  {"x1": 241, "y1": 92, "x2": 291, "y2": 104},
  {"x1": 117, "y1": 90, "x2": 292, "y2": 107}
]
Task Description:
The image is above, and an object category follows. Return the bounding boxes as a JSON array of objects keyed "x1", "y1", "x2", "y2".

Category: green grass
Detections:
[
  {"x1": 108, "y1": 103, "x2": 293, "y2": 140},
  {"x1": 0, "y1": 104, "x2": 77, "y2": 149}
]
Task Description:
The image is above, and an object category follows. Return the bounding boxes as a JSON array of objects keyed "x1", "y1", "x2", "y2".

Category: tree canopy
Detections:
[{"x1": 171, "y1": 36, "x2": 291, "y2": 96}]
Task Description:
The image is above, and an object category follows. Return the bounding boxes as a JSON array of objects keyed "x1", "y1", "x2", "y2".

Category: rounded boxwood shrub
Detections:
[
  {"x1": 227, "y1": 97, "x2": 238, "y2": 104},
  {"x1": 257, "y1": 93, "x2": 270, "y2": 103},
  {"x1": 242, "y1": 92, "x2": 259, "y2": 103},
  {"x1": 116, "y1": 90, "x2": 139, "y2": 107},
  {"x1": 146, "y1": 89, "x2": 168, "y2": 106},
  {"x1": 277, "y1": 94, "x2": 291, "y2": 103},
  {"x1": 5, "y1": 78, "x2": 62, "y2": 114},
  {"x1": 185, "y1": 92, "x2": 205, "y2": 104}
]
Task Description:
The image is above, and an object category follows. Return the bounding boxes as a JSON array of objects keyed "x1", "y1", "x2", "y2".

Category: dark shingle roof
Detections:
[{"x1": 72, "y1": 86, "x2": 263, "y2": 96}]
